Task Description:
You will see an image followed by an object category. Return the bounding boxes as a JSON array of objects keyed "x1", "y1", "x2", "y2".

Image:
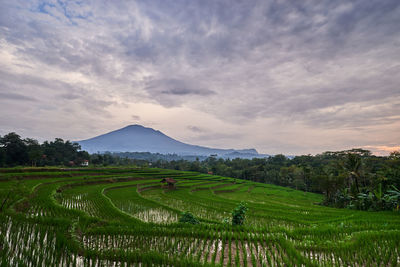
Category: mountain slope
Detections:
[{"x1": 77, "y1": 125, "x2": 260, "y2": 157}]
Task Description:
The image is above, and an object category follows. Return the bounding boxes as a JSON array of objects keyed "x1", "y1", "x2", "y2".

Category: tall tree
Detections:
[
  {"x1": 345, "y1": 153, "x2": 363, "y2": 196},
  {"x1": 0, "y1": 132, "x2": 28, "y2": 166},
  {"x1": 0, "y1": 135, "x2": 5, "y2": 167},
  {"x1": 25, "y1": 138, "x2": 42, "y2": 167}
]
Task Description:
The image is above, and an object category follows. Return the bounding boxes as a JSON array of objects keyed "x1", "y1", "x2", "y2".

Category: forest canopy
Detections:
[{"x1": 0, "y1": 132, "x2": 89, "y2": 167}]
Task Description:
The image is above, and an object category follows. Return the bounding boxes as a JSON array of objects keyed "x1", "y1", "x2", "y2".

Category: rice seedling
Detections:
[{"x1": 0, "y1": 167, "x2": 399, "y2": 266}]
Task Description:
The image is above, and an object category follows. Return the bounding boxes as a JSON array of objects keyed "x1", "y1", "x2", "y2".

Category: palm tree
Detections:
[{"x1": 345, "y1": 153, "x2": 362, "y2": 196}]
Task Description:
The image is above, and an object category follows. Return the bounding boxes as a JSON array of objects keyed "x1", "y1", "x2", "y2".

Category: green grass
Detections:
[{"x1": 0, "y1": 167, "x2": 399, "y2": 266}]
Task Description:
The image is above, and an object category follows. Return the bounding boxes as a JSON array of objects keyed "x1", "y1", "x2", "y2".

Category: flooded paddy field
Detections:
[{"x1": 0, "y1": 167, "x2": 399, "y2": 266}]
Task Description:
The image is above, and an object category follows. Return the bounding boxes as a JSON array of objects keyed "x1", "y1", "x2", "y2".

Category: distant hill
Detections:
[{"x1": 77, "y1": 125, "x2": 267, "y2": 158}]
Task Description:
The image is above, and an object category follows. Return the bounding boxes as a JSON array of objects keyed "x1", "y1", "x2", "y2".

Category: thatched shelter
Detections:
[{"x1": 160, "y1": 178, "x2": 177, "y2": 189}]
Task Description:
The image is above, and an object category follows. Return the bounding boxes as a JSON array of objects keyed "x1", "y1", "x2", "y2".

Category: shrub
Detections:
[
  {"x1": 179, "y1": 211, "x2": 200, "y2": 224},
  {"x1": 232, "y1": 201, "x2": 248, "y2": 226}
]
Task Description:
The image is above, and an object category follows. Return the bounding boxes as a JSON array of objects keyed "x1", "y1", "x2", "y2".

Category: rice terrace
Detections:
[{"x1": 0, "y1": 167, "x2": 399, "y2": 266}]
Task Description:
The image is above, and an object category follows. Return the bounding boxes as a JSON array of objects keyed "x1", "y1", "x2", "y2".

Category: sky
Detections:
[{"x1": 0, "y1": 0, "x2": 399, "y2": 156}]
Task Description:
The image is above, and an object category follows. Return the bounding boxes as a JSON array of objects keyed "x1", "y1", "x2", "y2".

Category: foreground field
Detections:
[{"x1": 0, "y1": 167, "x2": 399, "y2": 266}]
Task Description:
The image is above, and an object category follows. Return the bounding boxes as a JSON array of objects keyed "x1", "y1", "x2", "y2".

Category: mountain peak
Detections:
[
  {"x1": 78, "y1": 125, "x2": 262, "y2": 158},
  {"x1": 122, "y1": 124, "x2": 148, "y2": 130},
  {"x1": 118, "y1": 125, "x2": 165, "y2": 137}
]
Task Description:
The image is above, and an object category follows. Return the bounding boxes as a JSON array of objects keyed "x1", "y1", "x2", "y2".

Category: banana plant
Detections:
[
  {"x1": 373, "y1": 183, "x2": 384, "y2": 210},
  {"x1": 357, "y1": 192, "x2": 374, "y2": 210},
  {"x1": 385, "y1": 185, "x2": 400, "y2": 211}
]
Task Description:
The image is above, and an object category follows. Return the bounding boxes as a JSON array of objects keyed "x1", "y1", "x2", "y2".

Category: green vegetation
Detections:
[
  {"x1": 179, "y1": 211, "x2": 200, "y2": 224},
  {"x1": 0, "y1": 167, "x2": 399, "y2": 266},
  {"x1": 0, "y1": 132, "x2": 89, "y2": 167},
  {"x1": 231, "y1": 201, "x2": 248, "y2": 226},
  {"x1": 154, "y1": 149, "x2": 400, "y2": 212},
  {"x1": 2, "y1": 132, "x2": 399, "y2": 213}
]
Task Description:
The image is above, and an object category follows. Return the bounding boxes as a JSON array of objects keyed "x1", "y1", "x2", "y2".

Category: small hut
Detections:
[{"x1": 160, "y1": 178, "x2": 177, "y2": 189}]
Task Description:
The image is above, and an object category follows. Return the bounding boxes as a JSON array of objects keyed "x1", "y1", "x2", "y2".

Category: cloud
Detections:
[
  {"x1": 150, "y1": 79, "x2": 214, "y2": 96},
  {"x1": 59, "y1": 93, "x2": 81, "y2": 100},
  {"x1": 131, "y1": 115, "x2": 141, "y2": 121},
  {"x1": 0, "y1": 92, "x2": 36, "y2": 102},
  {"x1": 187, "y1": 125, "x2": 205, "y2": 133},
  {"x1": 0, "y1": 0, "x2": 399, "y2": 154},
  {"x1": 362, "y1": 145, "x2": 400, "y2": 156},
  {"x1": 193, "y1": 132, "x2": 244, "y2": 142},
  {"x1": 143, "y1": 78, "x2": 215, "y2": 106},
  {"x1": 161, "y1": 87, "x2": 212, "y2": 96}
]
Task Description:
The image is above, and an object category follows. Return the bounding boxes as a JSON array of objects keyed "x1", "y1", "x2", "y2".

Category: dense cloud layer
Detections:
[{"x1": 0, "y1": 0, "x2": 399, "y2": 155}]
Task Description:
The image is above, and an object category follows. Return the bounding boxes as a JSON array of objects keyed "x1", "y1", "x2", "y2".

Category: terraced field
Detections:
[{"x1": 0, "y1": 167, "x2": 399, "y2": 266}]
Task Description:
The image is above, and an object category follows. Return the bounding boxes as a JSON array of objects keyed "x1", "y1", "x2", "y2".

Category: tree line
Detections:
[{"x1": 0, "y1": 132, "x2": 89, "y2": 167}]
